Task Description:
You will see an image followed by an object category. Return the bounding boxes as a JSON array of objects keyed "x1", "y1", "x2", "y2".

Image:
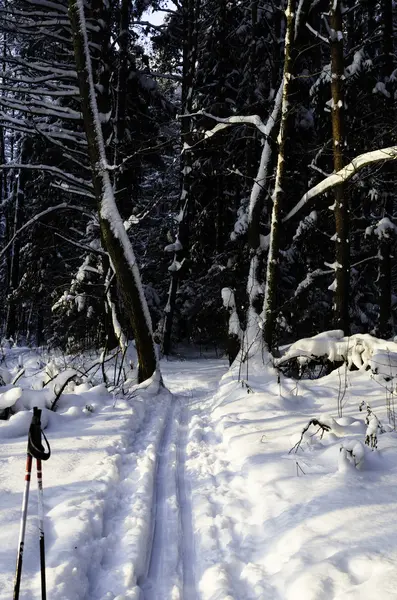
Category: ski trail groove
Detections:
[
  {"x1": 140, "y1": 395, "x2": 178, "y2": 599},
  {"x1": 176, "y1": 396, "x2": 197, "y2": 599},
  {"x1": 85, "y1": 392, "x2": 169, "y2": 600},
  {"x1": 140, "y1": 391, "x2": 198, "y2": 600}
]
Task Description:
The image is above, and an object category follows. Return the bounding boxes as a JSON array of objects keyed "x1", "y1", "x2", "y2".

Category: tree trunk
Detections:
[
  {"x1": 262, "y1": 0, "x2": 296, "y2": 350},
  {"x1": 162, "y1": 0, "x2": 200, "y2": 355},
  {"x1": 330, "y1": 0, "x2": 349, "y2": 335},
  {"x1": 113, "y1": 0, "x2": 132, "y2": 219},
  {"x1": 5, "y1": 139, "x2": 31, "y2": 339},
  {"x1": 5, "y1": 177, "x2": 22, "y2": 339},
  {"x1": 68, "y1": 0, "x2": 157, "y2": 382},
  {"x1": 377, "y1": 0, "x2": 395, "y2": 338}
]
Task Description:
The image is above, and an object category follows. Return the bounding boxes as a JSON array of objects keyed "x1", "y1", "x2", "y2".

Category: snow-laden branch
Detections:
[
  {"x1": 0, "y1": 112, "x2": 86, "y2": 144},
  {"x1": 2, "y1": 56, "x2": 77, "y2": 78},
  {"x1": 0, "y1": 203, "x2": 92, "y2": 261},
  {"x1": 0, "y1": 97, "x2": 81, "y2": 120},
  {"x1": 25, "y1": 0, "x2": 68, "y2": 12},
  {"x1": 306, "y1": 22, "x2": 329, "y2": 44},
  {"x1": 180, "y1": 110, "x2": 272, "y2": 142},
  {"x1": 283, "y1": 146, "x2": 397, "y2": 222},
  {"x1": 0, "y1": 83, "x2": 79, "y2": 97},
  {"x1": 0, "y1": 163, "x2": 92, "y2": 191}
]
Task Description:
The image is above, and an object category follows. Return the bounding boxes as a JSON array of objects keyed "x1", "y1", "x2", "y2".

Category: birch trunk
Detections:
[
  {"x1": 261, "y1": 0, "x2": 296, "y2": 350},
  {"x1": 68, "y1": 0, "x2": 157, "y2": 382},
  {"x1": 330, "y1": 0, "x2": 349, "y2": 335}
]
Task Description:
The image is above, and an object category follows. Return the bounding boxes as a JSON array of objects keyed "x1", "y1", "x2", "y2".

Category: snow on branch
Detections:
[
  {"x1": 0, "y1": 83, "x2": 79, "y2": 98},
  {"x1": 284, "y1": 146, "x2": 397, "y2": 222},
  {"x1": 25, "y1": 0, "x2": 68, "y2": 12},
  {"x1": 180, "y1": 110, "x2": 273, "y2": 143},
  {"x1": 0, "y1": 163, "x2": 92, "y2": 191},
  {"x1": 0, "y1": 96, "x2": 81, "y2": 120},
  {"x1": 0, "y1": 113, "x2": 86, "y2": 144},
  {"x1": 0, "y1": 203, "x2": 93, "y2": 261}
]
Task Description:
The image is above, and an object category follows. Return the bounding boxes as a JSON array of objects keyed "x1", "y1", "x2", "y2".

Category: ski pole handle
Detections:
[{"x1": 28, "y1": 408, "x2": 51, "y2": 461}]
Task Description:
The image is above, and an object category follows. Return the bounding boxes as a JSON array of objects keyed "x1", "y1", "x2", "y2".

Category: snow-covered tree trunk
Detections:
[
  {"x1": 261, "y1": 0, "x2": 296, "y2": 350},
  {"x1": 162, "y1": 0, "x2": 200, "y2": 355},
  {"x1": 330, "y1": 0, "x2": 349, "y2": 335},
  {"x1": 246, "y1": 83, "x2": 282, "y2": 349},
  {"x1": 68, "y1": 0, "x2": 157, "y2": 382}
]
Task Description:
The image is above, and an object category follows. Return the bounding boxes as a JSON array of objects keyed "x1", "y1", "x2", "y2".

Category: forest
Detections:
[
  {"x1": 0, "y1": 0, "x2": 396, "y2": 375},
  {"x1": 1, "y1": 3, "x2": 397, "y2": 598}
]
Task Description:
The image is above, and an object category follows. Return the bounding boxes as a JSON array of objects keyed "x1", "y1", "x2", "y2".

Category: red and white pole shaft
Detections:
[{"x1": 13, "y1": 453, "x2": 33, "y2": 600}]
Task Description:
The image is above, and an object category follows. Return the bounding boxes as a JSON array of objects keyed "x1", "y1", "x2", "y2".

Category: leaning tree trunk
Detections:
[
  {"x1": 162, "y1": 0, "x2": 200, "y2": 355},
  {"x1": 262, "y1": 0, "x2": 296, "y2": 350},
  {"x1": 330, "y1": 0, "x2": 349, "y2": 335},
  {"x1": 68, "y1": 0, "x2": 157, "y2": 382}
]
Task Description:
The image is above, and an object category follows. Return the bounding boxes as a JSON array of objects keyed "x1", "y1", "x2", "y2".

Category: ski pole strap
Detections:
[{"x1": 28, "y1": 408, "x2": 51, "y2": 461}]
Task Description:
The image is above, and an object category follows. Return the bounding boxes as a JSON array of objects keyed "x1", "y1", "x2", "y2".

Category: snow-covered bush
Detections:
[{"x1": 277, "y1": 331, "x2": 397, "y2": 379}]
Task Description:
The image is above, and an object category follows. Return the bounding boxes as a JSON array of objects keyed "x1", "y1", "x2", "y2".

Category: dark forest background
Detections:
[{"x1": 0, "y1": 0, "x2": 396, "y2": 361}]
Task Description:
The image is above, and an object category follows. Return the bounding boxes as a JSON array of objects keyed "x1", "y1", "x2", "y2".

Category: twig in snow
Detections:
[{"x1": 289, "y1": 419, "x2": 331, "y2": 454}]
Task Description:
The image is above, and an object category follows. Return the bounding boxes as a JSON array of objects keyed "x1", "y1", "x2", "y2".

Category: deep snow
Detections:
[{"x1": 1, "y1": 341, "x2": 397, "y2": 599}]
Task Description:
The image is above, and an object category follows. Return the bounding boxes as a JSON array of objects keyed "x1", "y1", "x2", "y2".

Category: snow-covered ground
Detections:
[{"x1": 1, "y1": 340, "x2": 397, "y2": 599}]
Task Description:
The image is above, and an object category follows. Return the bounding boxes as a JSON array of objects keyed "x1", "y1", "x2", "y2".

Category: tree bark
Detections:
[
  {"x1": 376, "y1": 0, "x2": 395, "y2": 338},
  {"x1": 68, "y1": 0, "x2": 157, "y2": 382},
  {"x1": 162, "y1": 0, "x2": 200, "y2": 355},
  {"x1": 5, "y1": 138, "x2": 31, "y2": 339},
  {"x1": 330, "y1": 0, "x2": 349, "y2": 335},
  {"x1": 262, "y1": 0, "x2": 296, "y2": 350}
]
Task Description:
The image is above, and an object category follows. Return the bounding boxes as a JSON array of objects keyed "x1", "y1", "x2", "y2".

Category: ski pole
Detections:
[
  {"x1": 37, "y1": 459, "x2": 47, "y2": 600},
  {"x1": 13, "y1": 452, "x2": 33, "y2": 600},
  {"x1": 13, "y1": 407, "x2": 51, "y2": 600}
]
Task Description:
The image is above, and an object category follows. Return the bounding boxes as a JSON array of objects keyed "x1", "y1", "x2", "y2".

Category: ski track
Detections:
[
  {"x1": 140, "y1": 394, "x2": 179, "y2": 599},
  {"x1": 12, "y1": 359, "x2": 228, "y2": 600},
  {"x1": 140, "y1": 387, "x2": 198, "y2": 600},
  {"x1": 84, "y1": 391, "x2": 171, "y2": 600},
  {"x1": 177, "y1": 398, "x2": 197, "y2": 600}
]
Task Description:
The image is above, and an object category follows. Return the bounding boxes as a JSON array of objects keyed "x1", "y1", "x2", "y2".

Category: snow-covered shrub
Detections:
[
  {"x1": 359, "y1": 401, "x2": 386, "y2": 449},
  {"x1": 277, "y1": 331, "x2": 397, "y2": 379}
]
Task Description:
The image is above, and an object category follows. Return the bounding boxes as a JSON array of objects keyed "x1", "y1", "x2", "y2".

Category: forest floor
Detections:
[{"x1": 1, "y1": 345, "x2": 397, "y2": 599}]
